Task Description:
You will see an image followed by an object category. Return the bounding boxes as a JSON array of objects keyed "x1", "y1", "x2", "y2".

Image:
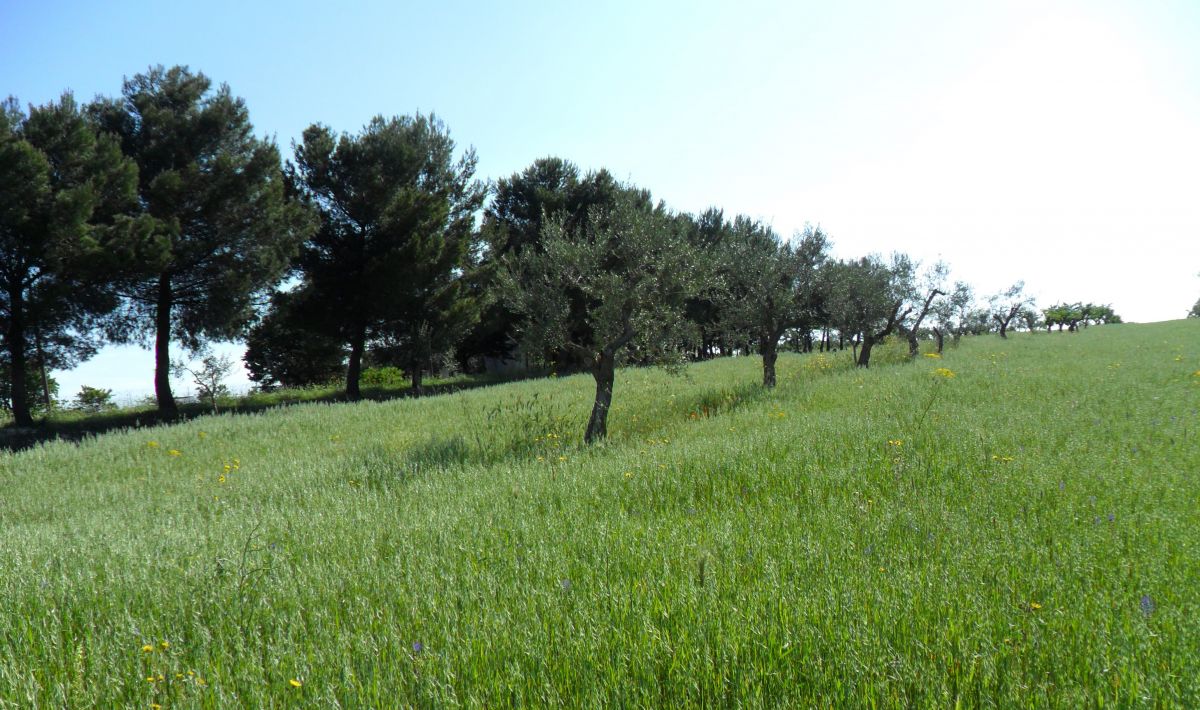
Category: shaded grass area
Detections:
[
  {"x1": 1, "y1": 324, "x2": 1198, "y2": 707},
  {"x1": 0, "y1": 371, "x2": 526, "y2": 453}
]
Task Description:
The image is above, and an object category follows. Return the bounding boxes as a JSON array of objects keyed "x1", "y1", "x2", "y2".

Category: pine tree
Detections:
[
  {"x1": 91, "y1": 65, "x2": 312, "y2": 416},
  {"x1": 0, "y1": 94, "x2": 138, "y2": 426},
  {"x1": 288, "y1": 114, "x2": 485, "y2": 398}
]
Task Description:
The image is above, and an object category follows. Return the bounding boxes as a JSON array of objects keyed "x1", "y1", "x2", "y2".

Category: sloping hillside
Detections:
[{"x1": 1, "y1": 322, "x2": 1197, "y2": 706}]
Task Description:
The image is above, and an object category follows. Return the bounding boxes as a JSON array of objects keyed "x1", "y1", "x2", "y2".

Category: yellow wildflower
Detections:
[
  {"x1": 923, "y1": 352, "x2": 942, "y2": 359},
  {"x1": 290, "y1": 678, "x2": 303, "y2": 688},
  {"x1": 933, "y1": 367, "x2": 956, "y2": 379},
  {"x1": 167, "y1": 449, "x2": 182, "y2": 457},
  {"x1": 160, "y1": 640, "x2": 169, "y2": 650},
  {"x1": 1029, "y1": 601, "x2": 1043, "y2": 611},
  {"x1": 218, "y1": 475, "x2": 227, "y2": 484},
  {"x1": 141, "y1": 644, "x2": 154, "y2": 653},
  {"x1": 887, "y1": 439, "x2": 903, "y2": 447},
  {"x1": 146, "y1": 441, "x2": 159, "y2": 449}
]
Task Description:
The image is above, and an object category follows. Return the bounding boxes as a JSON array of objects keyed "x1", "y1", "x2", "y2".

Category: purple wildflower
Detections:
[{"x1": 1140, "y1": 594, "x2": 1155, "y2": 616}]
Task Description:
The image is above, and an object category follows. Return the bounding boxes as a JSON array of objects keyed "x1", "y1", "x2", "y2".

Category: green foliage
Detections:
[
  {"x1": 724, "y1": 220, "x2": 829, "y2": 339},
  {"x1": 72, "y1": 385, "x2": 116, "y2": 413},
  {"x1": 928, "y1": 281, "x2": 975, "y2": 340},
  {"x1": 825, "y1": 253, "x2": 913, "y2": 366},
  {"x1": 1043, "y1": 302, "x2": 1121, "y2": 331},
  {"x1": 244, "y1": 289, "x2": 345, "y2": 389},
  {"x1": 0, "y1": 366, "x2": 59, "y2": 418},
  {"x1": 0, "y1": 93, "x2": 138, "y2": 424},
  {"x1": 288, "y1": 113, "x2": 485, "y2": 396},
  {"x1": 359, "y1": 366, "x2": 406, "y2": 389},
  {"x1": 90, "y1": 65, "x2": 313, "y2": 413},
  {"x1": 1190, "y1": 298, "x2": 1200, "y2": 319},
  {"x1": 717, "y1": 218, "x2": 830, "y2": 384},
  {"x1": 505, "y1": 192, "x2": 705, "y2": 370},
  {"x1": 987, "y1": 281, "x2": 1032, "y2": 337},
  {"x1": 0, "y1": 322, "x2": 1197, "y2": 706},
  {"x1": 462, "y1": 158, "x2": 627, "y2": 363}
]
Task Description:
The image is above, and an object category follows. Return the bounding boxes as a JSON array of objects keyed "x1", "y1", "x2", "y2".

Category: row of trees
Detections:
[
  {"x1": 2, "y1": 64, "x2": 1121, "y2": 440},
  {"x1": 1042, "y1": 302, "x2": 1121, "y2": 331}
]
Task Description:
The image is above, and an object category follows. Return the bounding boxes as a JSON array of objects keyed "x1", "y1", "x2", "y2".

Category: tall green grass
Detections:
[{"x1": 1, "y1": 322, "x2": 1197, "y2": 707}]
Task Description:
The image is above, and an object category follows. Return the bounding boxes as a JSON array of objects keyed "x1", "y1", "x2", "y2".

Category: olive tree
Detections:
[
  {"x1": 826, "y1": 254, "x2": 913, "y2": 368},
  {"x1": 504, "y1": 191, "x2": 705, "y2": 443},
  {"x1": 929, "y1": 281, "x2": 974, "y2": 352},
  {"x1": 722, "y1": 219, "x2": 829, "y2": 387},
  {"x1": 988, "y1": 282, "x2": 1032, "y2": 338},
  {"x1": 900, "y1": 261, "x2": 947, "y2": 358}
]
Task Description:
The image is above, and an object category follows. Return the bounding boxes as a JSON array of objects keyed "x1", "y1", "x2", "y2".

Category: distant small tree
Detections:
[
  {"x1": 1017, "y1": 305, "x2": 1041, "y2": 333},
  {"x1": 1189, "y1": 298, "x2": 1199, "y2": 319},
  {"x1": 900, "y1": 261, "x2": 947, "y2": 358},
  {"x1": 1086, "y1": 304, "x2": 1121, "y2": 325},
  {"x1": 929, "y1": 281, "x2": 974, "y2": 352},
  {"x1": 1043, "y1": 304, "x2": 1069, "y2": 331},
  {"x1": 989, "y1": 282, "x2": 1032, "y2": 338},
  {"x1": 73, "y1": 385, "x2": 116, "y2": 413},
  {"x1": 173, "y1": 352, "x2": 233, "y2": 414},
  {"x1": 504, "y1": 191, "x2": 705, "y2": 443},
  {"x1": 678, "y1": 207, "x2": 733, "y2": 359},
  {"x1": 826, "y1": 254, "x2": 913, "y2": 368}
]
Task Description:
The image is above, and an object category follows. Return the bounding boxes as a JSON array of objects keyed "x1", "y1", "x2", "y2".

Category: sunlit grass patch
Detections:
[{"x1": 1, "y1": 321, "x2": 1197, "y2": 706}]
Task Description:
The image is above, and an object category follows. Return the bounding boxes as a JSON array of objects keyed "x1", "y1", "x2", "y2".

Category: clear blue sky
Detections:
[{"x1": 3, "y1": 0, "x2": 1198, "y2": 401}]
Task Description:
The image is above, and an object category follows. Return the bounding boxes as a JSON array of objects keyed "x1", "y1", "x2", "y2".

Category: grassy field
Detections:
[{"x1": 1, "y1": 321, "x2": 1197, "y2": 707}]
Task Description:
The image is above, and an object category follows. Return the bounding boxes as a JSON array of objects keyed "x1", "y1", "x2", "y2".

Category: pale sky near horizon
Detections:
[{"x1": 2, "y1": 0, "x2": 1198, "y2": 402}]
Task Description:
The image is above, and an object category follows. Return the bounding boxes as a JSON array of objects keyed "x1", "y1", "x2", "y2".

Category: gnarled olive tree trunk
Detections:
[
  {"x1": 585, "y1": 351, "x2": 616, "y2": 444},
  {"x1": 856, "y1": 301, "x2": 911, "y2": 368}
]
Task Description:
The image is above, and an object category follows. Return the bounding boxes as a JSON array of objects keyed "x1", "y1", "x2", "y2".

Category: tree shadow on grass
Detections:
[
  {"x1": 0, "y1": 374, "x2": 531, "y2": 453},
  {"x1": 365, "y1": 379, "x2": 774, "y2": 485}
]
